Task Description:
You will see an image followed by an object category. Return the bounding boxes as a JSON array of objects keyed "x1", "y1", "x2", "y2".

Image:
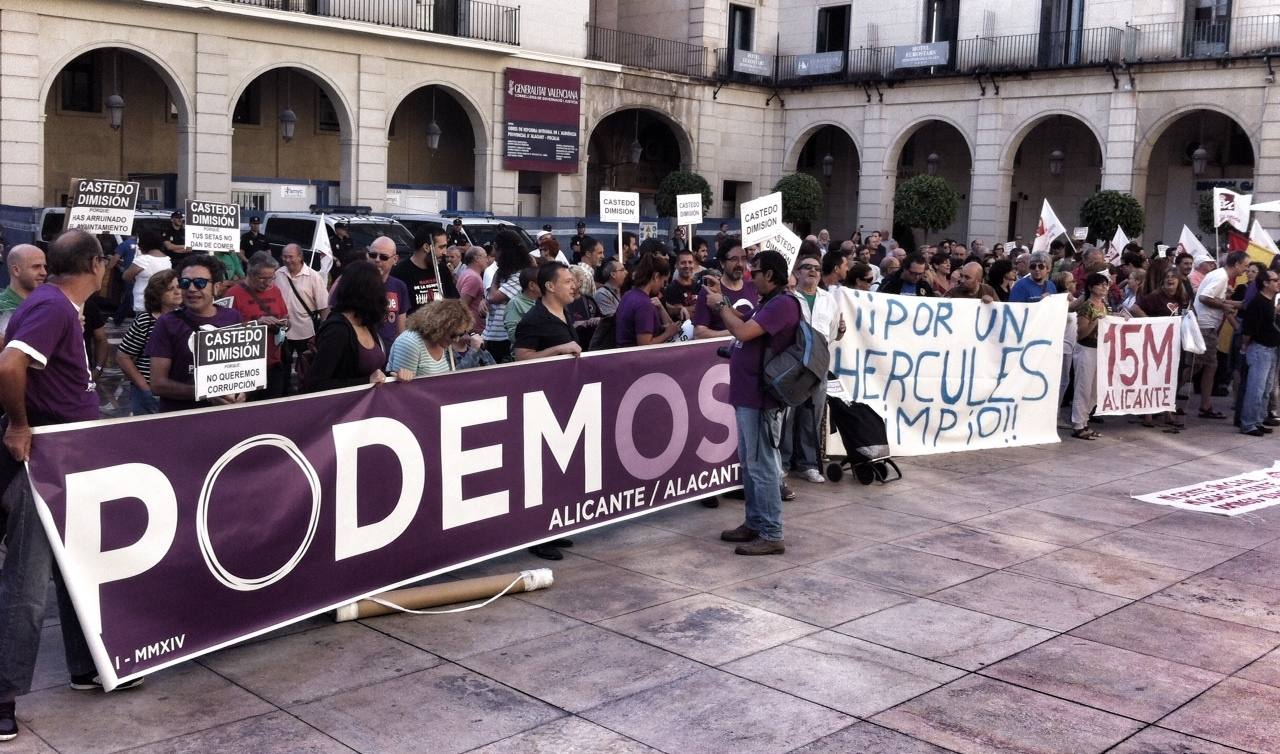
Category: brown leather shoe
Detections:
[
  {"x1": 735, "y1": 538, "x2": 786, "y2": 556},
  {"x1": 720, "y1": 524, "x2": 758, "y2": 542}
]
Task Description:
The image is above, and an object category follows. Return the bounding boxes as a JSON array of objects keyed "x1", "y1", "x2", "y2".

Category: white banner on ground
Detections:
[
  {"x1": 740, "y1": 192, "x2": 783, "y2": 246},
  {"x1": 763, "y1": 226, "x2": 803, "y2": 270},
  {"x1": 1095, "y1": 316, "x2": 1181, "y2": 416},
  {"x1": 185, "y1": 200, "x2": 240, "y2": 253},
  {"x1": 1134, "y1": 462, "x2": 1280, "y2": 516},
  {"x1": 676, "y1": 194, "x2": 704, "y2": 226},
  {"x1": 66, "y1": 178, "x2": 140, "y2": 235},
  {"x1": 831, "y1": 289, "x2": 1067, "y2": 456},
  {"x1": 599, "y1": 191, "x2": 640, "y2": 223},
  {"x1": 194, "y1": 324, "x2": 268, "y2": 400}
]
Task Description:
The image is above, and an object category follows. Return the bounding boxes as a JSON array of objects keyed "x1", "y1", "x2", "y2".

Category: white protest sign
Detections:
[
  {"x1": 1072, "y1": 227, "x2": 1089, "y2": 241},
  {"x1": 66, "y1": 178, "x2": 140, "y2": 235},
  {"x1": 185, "y1": 200, "x2": 240, "y2": 253},
  {"x1": 1134, "y1": 462, "x2": 1280, "y2": 516},
  {"x1": 194, "y1": 324, "x2": 269, "y2": 400},
  {"x1": 740, "y1": 192, "x2": 783, "y2": 247},
  {"x1": 676, "y1": 194, "x2": 704, "y2": 226},
  {"x1": 763, "y1": 226, "x2": 803, "y2": 271},
  {"x1": 1095, "y1": 316, "x2": 1181, "y2": 416},
  {"x1": 599, "y1": 191, "x2": 640, "y2": 223},
  {"x1": 832, "y1": 289, "x2": 1067, "y2": 455}
]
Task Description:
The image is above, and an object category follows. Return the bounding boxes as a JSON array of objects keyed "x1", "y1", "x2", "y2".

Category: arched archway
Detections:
[
  {"x1": 229, "y1": 65, "x2": 355, "y2": 210},
  {"x1": 1007, "y1": 114, "x2": 1104, "y2": 243},
  {"x1": 385, "y1": 84, "x2": 484, "y2": 213},
  {"x1": 792, "y1": 124, "x2": 860, "y2": 239},
  {"x1": 585, "y1": 107, "x2": 690, "y2": 217},
  {"x1": 42, "y1": 46, "x2": 192, "y2": 207},
  {"x1": 1140, "y1": 108, "x2": 1255, "y2": 245},
  {"x1": 890, "y1": 119, "x2": 973, "y2": 246}
]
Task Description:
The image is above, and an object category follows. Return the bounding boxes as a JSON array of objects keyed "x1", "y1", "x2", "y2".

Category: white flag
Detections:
[
  {"x1": 1106, "y1": 226, "x2": 1129, "y2": 265},
  {"x1": 1250, "y1": 199, "x2": 1280, "y2": 213},
  {"x1": 1212, "y1": 187, "x2": 1251, "y2": 232},
  {"x1": 1179, "y1": 225, "x2": 1213, "y2": 267},
  {"x1": 1250, "y1": 219, "x2": 1279, "y2": 256},
  {"x1": 310, "y1": 213, "x2": 334, "y2": 278},
  {"x1": 1031, "y1": 200, "x2": 1067, "y2": 253}
]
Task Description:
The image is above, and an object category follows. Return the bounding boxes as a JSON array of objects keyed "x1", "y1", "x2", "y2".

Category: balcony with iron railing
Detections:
[
  {"x1": 587, "y1": 25, "x2": 712, "y2": 79},
  {"x1": 1125, "y1": 14, "x2": 1280, "y2": 62},
  {"x1": 213, "y1": 0, "x2": 520, "y2": 45}
]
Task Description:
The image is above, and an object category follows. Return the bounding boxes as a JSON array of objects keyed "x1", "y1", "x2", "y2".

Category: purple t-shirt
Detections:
[
  {"x1": 2, "y1": 284, "x2": 98, "y2": 423},
  {"x1": 729, "y1": 293, "x2": 801, "y2": 410},
  {"x1": 380, "y1": 277, "x2": 410, "y2": 350},
  {"x1": 615, "y1": 288, "x2": 661, "y2": 347},
  {"x1": 694, "y1": 279, "x2": 758, "y2": 332},
  {"x1": 144, "y1": 305, "x2": 244, "y2": 412}
]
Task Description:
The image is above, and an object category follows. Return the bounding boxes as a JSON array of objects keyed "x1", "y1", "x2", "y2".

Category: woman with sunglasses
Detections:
[
  {"x1": 387, "y1": 299, "x2": 481, "y2": 378},
  {"x1": 303, "y1": 260, "x2": 392, "y2": 392},
  {"x1": 845, "y1": 261, "x2": 875, "y2": 291},
  {"x1": 144, "y1": 255, "x2": 245, "y2": 412}
]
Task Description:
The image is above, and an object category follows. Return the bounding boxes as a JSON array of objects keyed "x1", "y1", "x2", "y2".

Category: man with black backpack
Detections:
[{"x1": 703, "y1": 250, "x2": 801, "y2": 556}]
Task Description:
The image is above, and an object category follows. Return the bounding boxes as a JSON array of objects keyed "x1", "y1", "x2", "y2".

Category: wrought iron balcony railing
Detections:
[
  {"x1": 587, "y1": 25, "x2": 712, "y2": 79},
  {"x1": 215, "y1": 0, "x2": 520, "y2": 45}
]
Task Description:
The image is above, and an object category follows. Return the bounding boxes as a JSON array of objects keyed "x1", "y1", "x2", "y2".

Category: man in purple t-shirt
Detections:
[
  {"x1": 693, "y1": 238, "x2": 758, "y2": 338},
  {"x1": 0, "y1": 230, "x2": 143, "y2": 742},
  {"x1": 145, "y1": 255, "x2": 245, "y2": 412},
  {"x1": 703, "y1": 249, "x2": 799, "y2": 556},
  {"x1": 365, "y1": 236, "x2": 408, "y2": 350}
]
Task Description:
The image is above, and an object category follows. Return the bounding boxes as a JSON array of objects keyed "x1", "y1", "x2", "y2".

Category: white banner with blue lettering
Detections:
[{"x1": 832, "y1": 289, "x2": 1068, "y2": 456}]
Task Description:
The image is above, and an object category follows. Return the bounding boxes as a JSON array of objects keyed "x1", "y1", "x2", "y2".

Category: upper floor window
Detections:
[
  {"x1": 729, "y1": 4, "x2": 754, "y2": 51},
  {"x1": 1188, "y1": 0, "x2": 1231, "y2": 25},
  {"x1": 60, "y1": 53, "x2": 100, "y2": 113},
  {"x1": 923, "y1": 0, "x2": 960, "y2": 44},
  {"x1": 816, "y1": 5, "x2": 850, "y2": 53}
]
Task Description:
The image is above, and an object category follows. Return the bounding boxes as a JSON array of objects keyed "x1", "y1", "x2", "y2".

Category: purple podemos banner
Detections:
[{"x1": 26, "y1": 340, "x2": 739, "y2": 689}]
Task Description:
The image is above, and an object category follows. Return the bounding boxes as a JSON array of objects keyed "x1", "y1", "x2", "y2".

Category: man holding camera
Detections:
[{"x1": 703, "y1": 249, "x2": 799, "y2": 556}]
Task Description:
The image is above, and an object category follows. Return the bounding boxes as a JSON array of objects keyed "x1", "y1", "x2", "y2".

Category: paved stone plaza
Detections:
[{"x1": 9, "y1": 415, "x2": 1280, "y2": 754}]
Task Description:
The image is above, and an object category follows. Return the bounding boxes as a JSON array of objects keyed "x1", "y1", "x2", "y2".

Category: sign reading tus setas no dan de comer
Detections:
[
  {"x1": 67, "y1": 178, "x2": 140, "y2": 235},
  {"x1": 185, "y1": 200, "x2": 240, "y2": 254},
  {"x1": 503, "y1": 68, "x2": 581, "y2": 173}
]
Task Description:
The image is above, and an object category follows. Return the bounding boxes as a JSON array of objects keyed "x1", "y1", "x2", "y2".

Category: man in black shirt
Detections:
[
  {"x1": 161, "y1": 211, "x2": 188, "y2": 258},
  {"x1": 662, "y1": 250, "x2": 699, "y2": 320},
  {"x1": 240, "y1": 216, "x2": 270, "y2": 258},
  {"x1": 447, "y1": 218, "x2": 469, "y2": 247},
  {"x1": 1240, "y1": 269, "x2": 1280, "y2": 435},
  {"x1": 330, "y1": 223, "x2": 355, "y2": 266},
  {"x1": 392, "y1": 228, "x2": 457, "y2": 313}
]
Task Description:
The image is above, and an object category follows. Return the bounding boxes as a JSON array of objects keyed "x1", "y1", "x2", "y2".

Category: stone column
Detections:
[
  {"x1": 968, "y1": 97, "x2": 1009, "y2": 243},
  {"x1": 352, "y1": 55, "x2": 387, "y2": 210},
  {"x1": 0, "y1": 10, "x2": 44, "y2": 208},
  {"x1": 191, "y1": 34, "x2": 231, "y2": 201},
  {"x1": 1100, "y1": 88, "x2": 1139, "y2": 195},
  {"x1": 1253, "y1": 83, "x2": 1280, "y2": 200},
  {"x1": 856, "y1": 101, "x2": 894, "y2": 236}
]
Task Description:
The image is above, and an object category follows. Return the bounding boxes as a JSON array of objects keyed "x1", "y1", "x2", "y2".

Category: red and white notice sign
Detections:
[
  {"x1": 1095, "y1": 316, "x2": 1181, "y2": 415},
  {"x1": 1133, "y1": 462, "x2": 1280, "y2": 516}
]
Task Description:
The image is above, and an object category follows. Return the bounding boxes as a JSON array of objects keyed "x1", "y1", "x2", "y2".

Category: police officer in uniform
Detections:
[
  {"x1": 161, "y1": 211, "x2": 189, "y2": 258},
  {"x1": 331, "y1": 222, "x2": 355, "y2": 265},
  {"x1": 240, "y1": 216, "x2": 270, "y2": 259}
]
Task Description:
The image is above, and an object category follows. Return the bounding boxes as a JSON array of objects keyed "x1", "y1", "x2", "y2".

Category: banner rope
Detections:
[{"x1": 364, "y1": 569, "x2": 552, "y2": 615}]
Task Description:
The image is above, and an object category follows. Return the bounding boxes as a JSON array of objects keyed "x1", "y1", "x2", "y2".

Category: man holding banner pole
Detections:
[{"x1": 0, "y1": 231, "x2": 141, "y2": 742}]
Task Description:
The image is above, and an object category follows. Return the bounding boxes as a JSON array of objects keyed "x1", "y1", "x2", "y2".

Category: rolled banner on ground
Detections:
[{"x1": 334, "y1": 569, "x2": 554, "y2": 622}]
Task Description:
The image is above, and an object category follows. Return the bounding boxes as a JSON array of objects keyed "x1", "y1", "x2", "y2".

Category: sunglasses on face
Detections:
[
  {"x1": 1029, "y1": 263, "x2": 1047, "y2": 270},
  {"x1": 368, "y1": 252, "x2": 394, "y2": 262},
  {"x1": 451, "y1": 331, "x2": 470, "y2": 339},
  {"x1": 860, "y1": 276, "x2": 874, "y2": 283},
  {"x1": 798, "y1": 264, "x2": 820, "y2": 272},
  {"x1": 178, "y1": 277, "x2": 211, "y2": 290}
]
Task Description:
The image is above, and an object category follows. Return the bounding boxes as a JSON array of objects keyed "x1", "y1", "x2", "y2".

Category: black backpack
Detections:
[{"x1": 762, "y1": 296, "x2": 830, "y2": 407}]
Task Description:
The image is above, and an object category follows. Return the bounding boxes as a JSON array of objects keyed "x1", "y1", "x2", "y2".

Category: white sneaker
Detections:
[{"x1": 801, "y1": 468, "x2": 826, "y2": 484}]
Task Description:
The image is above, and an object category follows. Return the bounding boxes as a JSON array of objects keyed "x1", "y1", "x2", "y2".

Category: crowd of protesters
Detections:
[{"x1": 2, "y1": 210, "x2": 1280, "y2": 741}]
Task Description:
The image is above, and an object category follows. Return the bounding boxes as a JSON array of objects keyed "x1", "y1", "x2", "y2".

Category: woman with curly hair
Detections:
[{"x1": 389, "y1": 298, "x2": 490, "y2": 377}]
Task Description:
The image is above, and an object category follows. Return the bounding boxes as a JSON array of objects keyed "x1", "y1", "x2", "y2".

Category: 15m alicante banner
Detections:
[{"x1": 25, "y1": 340, "x2": 739, "y2": 689}]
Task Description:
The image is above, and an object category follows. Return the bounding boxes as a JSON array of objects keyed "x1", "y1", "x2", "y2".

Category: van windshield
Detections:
[{"x1": 346, "y1": 222, "x2": 414, "y2": 255}]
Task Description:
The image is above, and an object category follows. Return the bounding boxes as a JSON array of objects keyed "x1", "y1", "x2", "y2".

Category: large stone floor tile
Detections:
[
  {"x1": 200, "y1": 621, "x2": 439, "y2": 706},
  {"x1": 790, "y1": 721, "x2": 955, "y2": 754},
  {"x1": 565, "y1": 521, "x2": 690, "y2": 560},
  {"x1": 0, "y1": 727, "x2": 55, "y2": 754},
  {"x1": 712, "y1": 566, "x2": 910, "y2": 627},
  {"x1": 1023, "y1": 493, "x2": 1172, "y2": 527},
  {"x1": 941, "y1": 475, "x2": 1065, "y2": 505},
  {"x1": 363, "y1": 596, "x2": 583, "y2": 660},
  {"x1": 810, "y1": 543, "x2": 991, "y2": 595},
  {"x1": 124, "y1": 711, "x2": 352, "y2": 754},
  {"x1": 856, "y1": 484, "x2": 1023, "y2": 523},
  {"x1": 1202, "y1": 550, "x2": 1280, "y2": 591},
  {"x1": 581, "y1": 668, "x2": 852, "y2": 754},
  {"x1": 1107, "y1": 726, "x2": 1248, "y2": 754},
  {"x1": 290, "y1": 664, "x2": 562, "y2": 754},
  {"x1": 891, "y1": 525, "x2": 1061, "y2": 569},
  {"x1": 606, "y1": 536, "x2": 797, "y2": 590},
  {"x1": 761, "y1": 525, "x2": 875, "y2": 565},
  {"x1": 597, "y1": 593, "x2": 816, "y2": 665},
  {"x1": 1075, "y1": 529, "x2": 1245, "y2": 572},
  {"x1": 511, "y1": 559, "x2": 695, "y2": 622},
  {"x1": 790, "y1": 503, "x2": 944, "y2": 542},
  {"x1": 21, "y1": 663, "x2": 275, "y2": 754},
  {"x1": 1159, "y1": 677, "x2": 1280, "y2": 753},
  {"x1": 1236, "y1": 646, "x2": 1280, "y2": 688},
  {"x1": 932, "y1": 571, "x2": 1130, "y2": 631},
  {"x1": 965, "y1": 508, "x2": 1119, "y2": 546},
  {"x1": 470, "y1": 717, "x2": 659, "y2": 754},
  {"x1": 872, "y1": 675, "x2": 1143, "y2": 754},
  {"x1": 721, "y1": 631, "x2": 964, "y2": 717},
  {"x1": 1070, "y1": 602, "x2": 1280, "y2": 675},
  {"x1": 1145, "y1": 575, "x2": 1280, "y2": 632},
  {"x1": 1009, "y1": 548, "x2": 1192, "y2": 599},
  {"x1": 980, "y1": 636, "x2": 1223, "y2": 723},
  {"x1": 642, "y1": 497, "x2": 761, "y2": 536},
  {"x1": 836, "y1": 598, "x2": 1055, "y2": 670},
  {"x1": 458, "y1": 624, "x2": 701, "y2": 713},
  {"x1": 1135, "y1": 511, "x2": 1280, "y2": 549}
]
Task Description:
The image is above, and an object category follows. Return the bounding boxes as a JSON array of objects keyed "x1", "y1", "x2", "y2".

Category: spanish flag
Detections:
[{"x1": 1246, "y1": 220, "x2": 1279, "y2": 266}]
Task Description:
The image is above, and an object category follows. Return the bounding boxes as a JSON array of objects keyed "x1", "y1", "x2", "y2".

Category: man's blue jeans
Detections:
[
  {"x1": 1242, "y1": 343, "x2": 1279, "y2": 432},
  {"x1": 735, "y1": 406, "x2": 784, "y2": 541},
  {"x1": 0, "y1": 470, "x2": 95, "y2": 701}
]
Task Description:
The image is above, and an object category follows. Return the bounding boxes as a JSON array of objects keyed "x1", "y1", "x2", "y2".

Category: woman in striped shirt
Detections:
[
  {"x1": 387, "y1": 299, "x2": 480, "y2": 378},
  {"x1": 115, "y1": 270, "x2": 181, "y2": 415}
]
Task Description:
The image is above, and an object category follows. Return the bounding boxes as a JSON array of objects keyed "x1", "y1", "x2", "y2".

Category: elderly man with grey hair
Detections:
[{"x1": 1008, "y1": 250, "x2": 1058, "y2": 302}]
